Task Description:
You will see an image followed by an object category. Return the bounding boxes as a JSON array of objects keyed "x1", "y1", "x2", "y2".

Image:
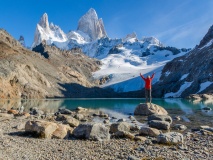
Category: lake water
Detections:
[{"x1": 1, "y1": 98, "x2": 213, "y2": 127}]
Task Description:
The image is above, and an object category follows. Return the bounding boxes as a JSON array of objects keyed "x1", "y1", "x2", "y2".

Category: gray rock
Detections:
[
  {"x1": 117, "y1": 118, "x2": 126, "y2": 122},
  {"x1": 74, "y1": 114, "x2": 84, "y2": 121},
  {"x1": 58, "y1": 108, "x2": 73, "y2": 114},
  {"x1": 134, "y1": 103, "x2": 168, "y2": 116},
  {"x1": 139, "y1": 126, "x2": 161, "y2": 137},
  {"x1": 110, "y1": 122, "x2": 130, "y2": 133},
  {"x1": 103, "y1": 119, "x2": 109, "y2": 124},
  {"x1": 149, "y1": 120, "x2": 170, "y2": 130},
  {"x1": 148, "y1": 114, "x2": 172, "y2": 124},
  {"x1": 73, "y1": 123, "x2": 110, "y2": 141},
  {"x1": 157, "y1": 132, "x2": 184, "y2": 144},
  {"x1": 130, "y1": 125, "x2": 140, "y2": 131},
  {"x1": 202, "y1": 107, "x2": 212, "y2": 111},
  {"x1": 173, "y1": 124, "x2": 187, "y2": 131},
  {"x1": 114, "y1": 131, "x2": 134, "y2": 139},
  {"x1": 173, "y1": 116, "x2": 181, "y2": 121},
  {"x1": 127, "y1": 155, "x2": 140, "y2": 160},
  {"x1": 29, "y1": 107, "x2": 44, "y2": 116},
  {"x1": 129, "y1": 116, "x2": 136, "y2": 121},
  {"x1": 65, "y1": 117, "x2": 80, "y2": 127},
  {"x1": 15, "y1": 122, "x2": 26, "y2": 130}
]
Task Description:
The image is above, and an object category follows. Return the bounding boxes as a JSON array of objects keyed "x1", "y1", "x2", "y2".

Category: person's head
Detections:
[{"x1": 147, "y1": 75, "x2": 151, "y2": 78}]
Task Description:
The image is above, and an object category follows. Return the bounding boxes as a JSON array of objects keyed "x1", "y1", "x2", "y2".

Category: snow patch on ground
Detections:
[
  {"x1": 197, "y1": 81, "x2": 213, "y2": 93},
  {"x1": 164, "y1": 81, "x2": 193, "y2": 98},
  {"x1": 180, "y1": 73, "x2": 189, "y2": 81}
]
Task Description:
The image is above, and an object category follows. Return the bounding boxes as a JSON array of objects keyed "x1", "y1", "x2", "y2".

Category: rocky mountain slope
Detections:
[
  {"x1": 0, "y1": 29, "x2": 101, "y2": 98},
  {"x1": 152, "y1": 25, "x2": 213, "y2": 98}
]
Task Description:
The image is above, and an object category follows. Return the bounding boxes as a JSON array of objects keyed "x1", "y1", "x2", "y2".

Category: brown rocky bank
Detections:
[{"x1": 0, "y1": 104, "x2": 212, "y2": 160}]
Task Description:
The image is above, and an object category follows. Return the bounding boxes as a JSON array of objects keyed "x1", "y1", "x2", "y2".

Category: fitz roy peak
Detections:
[
  {"x1": 77, "y1": 8, "x2": 107, "y2": 41},
  {"x1": 32, "y1": 9, "x2": 107, "y2": 48}
]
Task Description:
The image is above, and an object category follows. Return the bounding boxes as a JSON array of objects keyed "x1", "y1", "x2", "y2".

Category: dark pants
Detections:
[{"x1": 145, "y1": 89, "x2": 152, "y2": 103}]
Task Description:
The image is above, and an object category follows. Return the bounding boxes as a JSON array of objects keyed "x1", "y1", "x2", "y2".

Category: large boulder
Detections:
[
  {"x1": 110, "y1": 122, "x2": 130, "y2": 133},
  {"x1": 148, "y1": 114, "x2": 172, "y2": 124},
  {"x1": 149, "y1": 120, "x2": 170, "y2": 130},
  {"x1": 73, "y1": 123, "x2": 110, "y2": 141},
  {"x1": 134, "y1": 103, "x2": 168, "y2": 116},
  {"x1": 25, "y1": 120, "x2": 58, "y2": 138},
  {"x1": 157, "y1": 132, "x2": 184, "y2": 144},
  {"x1": 139, "y1": 127, "x2": 161, "y2": 137},
  {"x1": 52, "y1": 124, "x2": 73, "y2": 139}
]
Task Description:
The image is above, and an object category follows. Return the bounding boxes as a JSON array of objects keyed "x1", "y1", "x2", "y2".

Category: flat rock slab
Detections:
[
  {"x1": 139, "y1": 126, "x2": 161, "y2": 137},
  {"x1": 148, "y1": 114, "x2": 172, "y2": 124},
  {"x1": 134, "y1": 103, "x2": 168, "y2": 116},
  {"x1": 149, "y1": 120, "x2": 170, "y2": 130},
  {"x1": 157, "y1": 132, "x2": 184, "y2": 144}
]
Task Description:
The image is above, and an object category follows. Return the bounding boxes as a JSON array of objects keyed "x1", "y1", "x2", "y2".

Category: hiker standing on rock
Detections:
[{"x1": 140, "y1": 72, "x2": 155, "y2": 103}]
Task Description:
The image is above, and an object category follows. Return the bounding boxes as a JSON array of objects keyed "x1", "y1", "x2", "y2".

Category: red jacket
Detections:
[{"x1": 140, "y1": 73, "x2": 155, "y2": 89}]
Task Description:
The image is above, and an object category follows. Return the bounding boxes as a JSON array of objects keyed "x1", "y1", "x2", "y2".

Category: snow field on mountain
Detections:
[
  {"x1": 93, "y1": 46, "x2": 187, "y2": 92},
  {"x1": 164, "y1": 81, "x2": 193, "y2": 98}
]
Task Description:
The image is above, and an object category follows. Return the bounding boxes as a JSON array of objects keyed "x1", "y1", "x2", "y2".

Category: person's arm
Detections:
[
  {"x1": 151, "y1": 72, "x2": 155, "y2": 79},
  {"x1": 140, "y1": 73, "x2": 145, "y2": 80}
]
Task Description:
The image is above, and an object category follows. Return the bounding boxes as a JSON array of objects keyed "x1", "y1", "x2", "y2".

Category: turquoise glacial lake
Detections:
[{"x1": 1, "y1": 98, "x2": 213, "y2": 127}]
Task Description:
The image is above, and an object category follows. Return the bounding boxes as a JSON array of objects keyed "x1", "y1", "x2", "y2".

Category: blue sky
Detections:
[{"x1": 0, "y1": 0, "x2": 213, "y2": 48}]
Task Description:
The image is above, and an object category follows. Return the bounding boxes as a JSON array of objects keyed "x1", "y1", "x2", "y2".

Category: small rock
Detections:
[
  {"x1": 129, "y1": 116, "x2": 136, "y2": 121},
  {"x1": 202, "y1": 107, "x2": 212, "y2": 111},
  {"x1": 157, "y1": 132, "x2": 184, "y2": 144},
  {"x1": 110, "y1": 122, "x2": 130, "y2": 133},
  {"x1": 8, "y1": 109, "x2": 18, "y2": 115},
  {"x1": 65, "y1": 117, "x2": 79, "y2": 127},
  {"x1": 117, "y1": 118, "x2": 126, "y2": 122},
  {"x1": 173, "y1": 116, "x2": 181, "y2": 121},
  {"x1": 173, "y1": 124, "x2": 187, "y2": 131},
  {"x1": 139, "y1": 127, "x2": 161, "y2": 137},
  {"x1": 130, "y1": 125, "x2": 140, "y2": 131},
  {"x1": 103, "y1": 119, "x2": 109, "y2": 124},
  {"x1": 149, "y1": 120, "x2": 170, "y2": 130},
  {"x1": 148, "y1": 114, "x2": 172, "y2": 124},
  {"x1": 74, "y1": 114, "x2": 84, "y2": 121},
  {"x1": 134, "y1": 136, "x2": 147, "y2": 141},
  {"x1": 58, "y1": 108, "x2": 73, "y2": 115},
  {"x1": 29, "y1": 107, "x2": 44, "y2": 116},
  {"x1": 114, "y1": 131, "x2": 135, "y2": 139},
  {"x1": 15, "y1": 122, "x2": 26, "y2": 130},
  {"x1": 127, "y1": 155, "x2": 140, "y2": 160}
]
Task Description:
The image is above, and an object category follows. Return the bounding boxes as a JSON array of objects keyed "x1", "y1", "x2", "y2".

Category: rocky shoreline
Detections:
[{"x1": 0, "y1": 103, "x2": 212, "y2": 160}]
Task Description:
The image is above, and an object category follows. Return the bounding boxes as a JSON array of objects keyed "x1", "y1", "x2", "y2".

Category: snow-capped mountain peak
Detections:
[
  {"x1": 39, "y1": 13, "x2": 49, "y2": 29},
  {"x1": 141, "y1": 36, "x2": 163, "y2": 47},
  {"x1": 77, "y1": 8, "x2": 107, "y2": 41},
  {"x1": 123, "y1": 32, "x2": 137, "y2": 43},
  {"x1": 32, "y1": 13, "x2": 67, "y2": 48}
]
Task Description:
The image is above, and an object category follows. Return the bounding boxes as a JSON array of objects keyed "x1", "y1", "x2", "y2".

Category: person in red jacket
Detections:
[{"x1": 140, "y1": 72, "x2": 155, "y2": 103}]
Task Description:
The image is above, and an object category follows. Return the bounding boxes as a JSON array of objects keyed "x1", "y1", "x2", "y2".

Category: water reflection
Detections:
[{"x1": 0, "y1": 98, "x2": 212, "y2": 117}]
